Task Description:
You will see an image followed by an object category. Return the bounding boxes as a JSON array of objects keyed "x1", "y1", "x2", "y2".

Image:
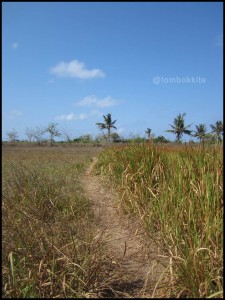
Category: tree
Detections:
[
  {"x1": 111, "y1": 132, "x2": 121, "y2": 143},
  {"x1": 25, "y1": 127, "x2": 34, "y2": 143},
  {"x1": 210, "y1": 121, "x2": 223, "y2": 143},
  {"x1": 192, "y1": 124, "x2": 207, "y2": 143},
  {"x1": 46, "y1": 123, "x2": 61, "y2": 146},
  {"x1": 166, "y1": 113, "x2": 192, "y2": 143},
  {"x1": 154, "y1": 135, "x2": 170, "y2": 143},
  {"x1": 204, "y1": 133, "x2": 215, "y2": 144},
  {"x1": 95, "y1": 134, "x2": 107, "y2": 143},
  {"x1": 128, "y1": 134, "x2": 146, "y2": 143},
  {"x1": 78, "y1": 134, "x2": 93, "y2": 143},
  {"x1": 96, "y1": 113, "x2": 117, "y2": 142},
  {"x1": 33, "y1": 126, "x2": 46, "y2": 145},
  {"x1": 60, "y1": 126, "x2": 74, "y2": 143},
  {"x1": 7, "y1": 128, "x2": 19, "y2": 142},
  {"x1": 145, "y1": 128, "x2": 152, "y2": 141}
]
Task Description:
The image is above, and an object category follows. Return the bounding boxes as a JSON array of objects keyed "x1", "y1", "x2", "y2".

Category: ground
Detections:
[
  {"x1": 2, "y1": 143, "x2": 169, "y2": 298},
  {"x1": 81, "y1": 156, "x2": 169, "y2": 298}
]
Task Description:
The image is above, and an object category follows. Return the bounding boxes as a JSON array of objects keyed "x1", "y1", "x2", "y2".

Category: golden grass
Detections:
[
  {"x1": 2, "y1": 144, "x2": 124, "y2": 298},
  {"x1": 94, "y1": 143, "x2": 223, "y2": 298}
]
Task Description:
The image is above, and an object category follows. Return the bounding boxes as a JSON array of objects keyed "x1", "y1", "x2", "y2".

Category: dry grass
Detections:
[
  {"x1": 94, "y1": 143, "x2": 223, "y2": 298},
  {"x1": 2, "y1": 144, "x2": 127, "y2": 298}
]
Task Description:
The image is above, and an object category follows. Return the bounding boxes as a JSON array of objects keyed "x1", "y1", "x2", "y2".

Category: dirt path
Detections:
[{"x1": 81, "y1": 157, "x2": 169, "y2": 298}]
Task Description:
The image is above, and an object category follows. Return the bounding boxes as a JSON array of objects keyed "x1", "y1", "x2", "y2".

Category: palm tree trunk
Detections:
[
  {"x1": 216, "y1": 134, "x2": 218, "y2": 144},
  {"x1": 108, "y1": 128, "x2": 110, "y2": 142}
]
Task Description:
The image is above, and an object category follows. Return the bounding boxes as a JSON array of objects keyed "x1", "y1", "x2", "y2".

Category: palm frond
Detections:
[
  {"x1": 111, "y1": 120, "x2": 117, "y2": 126},
  {"x1": 165, "y1": 129, "x2": 175, "y2": 133},
  {"x1": 183, "y1": 129, "x2": 192, "y2": 135},
  {"x1": 96, "y1": 123, "x2": 106, "y2": 130}
]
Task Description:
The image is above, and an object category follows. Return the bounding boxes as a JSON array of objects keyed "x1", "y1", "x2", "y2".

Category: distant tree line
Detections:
[
  {"x1": 5, "y1": 113, "x2": 223, "y2": 145},
  {"x1": 165, "y1": 113, "x2": 223, "y2": 144}
]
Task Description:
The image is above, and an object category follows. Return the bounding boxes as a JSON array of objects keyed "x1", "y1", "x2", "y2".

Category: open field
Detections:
[
  {"x1": 2, "y1": 144, "x2": 113, "y2": 298},
  {"x1": 2, "y1": 143, "x2": 223, "y2": 298}
]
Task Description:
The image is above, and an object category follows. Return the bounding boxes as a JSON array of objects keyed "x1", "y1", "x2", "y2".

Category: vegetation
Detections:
[
  {"x1": 96, "y1": 113, "x2": 117, "y2": 142},
  {"x1": 192, "y1": 123, "x2": 207, "y2": 143},
  {"x1": 32, "y1": 126, "x2": 46, "y2": 145},
  {"x1": 73, "y1": 134, "x2": 93, "y2": 143},
  {"x1": 60, "y1": 126, "x2": 74, "y2": 143},
  {"x1": 110, "y1": 132, "x2": 121, "y2": 143},
  {"x1": 25, "y1": 127, "x2": 34, "y2": 143},
  {"x1": 2, "y1": 112, "x2": 223, "y2": 297},
  {"x1": 46, "y1": 123, "x2": 61, "y2": 146},
  {"x1": 5, "y1": 114, "x2": 223, "y2": 146},
  {"x1": 94, "y1": 143, "x2": 223, "y2": 298},
  {"x1": 2, "y1": 145, "x2": 121, "y2": 298},
  {"x1": 154, "y1": 135, "x2": 171, "y2": 143},
  {"x1": 166, "y1": 113, "x2": 192, "y2": 142},
  {"x1": 145, "y1": 128, "x2": 152, "y2": 141},
  {"x1": 210, "y1": 121, "x2": 223, "y2": 144},
  {"x1": 7, "y1": 128, "x2": 19, "y2": 142}
]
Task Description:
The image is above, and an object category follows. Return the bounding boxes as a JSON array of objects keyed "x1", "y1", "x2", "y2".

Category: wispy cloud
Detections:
[
  {"x1": 54, "y1": 109, "x2": 102, "y2": 122},
  {"x1": 7, "y1": 110, "x2": 22, "y2": 119},
  {"x1": 76, "y1": 95, "x2": 118, "y2": 108},
  {"x1": 90, "y1": 109, "x2": 102, "y2": 117},
  {"x1": 49, "y1": 59, "x2": 105, "y2": 79},
  {"x1": 55, "y1": 113, "x2": 88, "y2": 121},
  {"x1": 12, "y1": 42, "x2": 19, "y2": 49},
  {"x1": 215, "y1": 34, "x2": 223, "y2": 47}
]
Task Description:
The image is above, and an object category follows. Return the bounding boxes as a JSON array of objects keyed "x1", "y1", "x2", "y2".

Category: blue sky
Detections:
[{"x1": 2, "y1": 2, "x2": 223, "y2": 141}]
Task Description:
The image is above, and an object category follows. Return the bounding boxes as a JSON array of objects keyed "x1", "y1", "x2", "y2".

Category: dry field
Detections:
[{"x1": 2, "y1": 142, "x2": 223, "y2": 298}]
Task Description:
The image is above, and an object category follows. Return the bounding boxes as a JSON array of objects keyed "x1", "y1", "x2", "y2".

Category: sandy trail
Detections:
[{"x1": 81, "y1": 157, "x2": 168, "y2": 298}]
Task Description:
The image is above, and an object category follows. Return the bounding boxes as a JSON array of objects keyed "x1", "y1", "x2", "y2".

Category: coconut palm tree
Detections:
[
  {"x1": 210, "y1": 121, "x2": 223, "y2": 143},
  {"x1": 166, "y1": 113, "x2": 192, "y2": 143},
  {"x1": 145, "y1": 128, "x2": 152, "y2": 141},
  {"x1": 96, "y1": 113, "x2": 117, "y2": 142},
  {"x1": 192, "y1": 124, "x2": 207, "y2": 143}
]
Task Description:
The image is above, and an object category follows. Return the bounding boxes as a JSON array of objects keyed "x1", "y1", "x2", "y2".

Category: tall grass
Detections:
[
  {"x1": 2, "y1": 146, "x2": 120, "y2": 298},
  {"x1": 94, "y1": 143, "x2": 223, "y2": 298}
]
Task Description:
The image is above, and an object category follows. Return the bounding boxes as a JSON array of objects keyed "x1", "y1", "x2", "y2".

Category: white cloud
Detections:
[
  {"x1": 8, "y1": 110, "x2": 22, "y2": 119},
  {"x1": 76, "y1": 95, "x2": 118, "y2": 108},
  {"x1": 79, "y1": 113, "x2": 88, "y2": 120},
  {"x1": 215, "y1": 34, "x2": 223, "y2": 47},
  {"x1": 12, "y1": 42, "x2": 19, "y2": 49},
  {"x1": 54, "y1": 109, "x2": 103, "y2": 122},
  {"x1": 90, "y1": 109, "x2": 102, "y2": 117},
  {"x1": 55, "y1": 113, "x2": 88, "y2": 121},
  {"x1": 49, "y1": 59, "x2": 105, "y2": 79}
]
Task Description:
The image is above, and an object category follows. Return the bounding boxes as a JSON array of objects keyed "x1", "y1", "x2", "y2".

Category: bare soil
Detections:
[{"x1": 81, "y1": 157, "x2": 169, "y2": 298}]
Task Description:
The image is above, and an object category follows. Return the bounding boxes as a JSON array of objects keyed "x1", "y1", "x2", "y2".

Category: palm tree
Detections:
[
  {"x1": 192, "y1": 124, "x2": 207, "y2": 143},
  {"x1": 145, "y1": 128, "x2": 152, "y2": 141},
  {"x1": 210, "y1": 121, "x2": 223, "y2": 143},
  {"x1": 166, "y1": 113, "x2": 192, "y2": 143},
  {"x1": 96, "y1": 113, "x2": 117, "y2": 142}
]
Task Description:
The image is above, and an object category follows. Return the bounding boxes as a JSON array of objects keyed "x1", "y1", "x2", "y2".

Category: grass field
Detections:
[
  {"x1": 94, "y1": 143, "x2": 223, "y2": 298},
  {"x1": 2, "y1": 144, "x2": 119, "y2": 298},
  {"x1": 2, "y1": 142, "x2": 223, "y2": 298}
]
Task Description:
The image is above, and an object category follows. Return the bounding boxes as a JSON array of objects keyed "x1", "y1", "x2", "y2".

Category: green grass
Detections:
[
  {"x1": 94, "y1": 143, "x2": 223, "y2": 298},
  {"x1": 2, "y1": 144, "x2": 119, "y2": 298}
]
